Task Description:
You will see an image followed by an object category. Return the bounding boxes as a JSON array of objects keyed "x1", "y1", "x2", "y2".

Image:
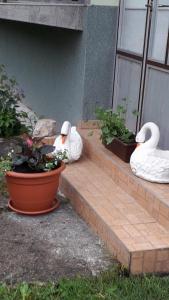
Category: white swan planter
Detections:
[
  {"x1": 130, "y1": 122, "x2": 169, "y2": 183},
  {"x1": 53, "y1": 121, "x2": 83, "y2": 163}
]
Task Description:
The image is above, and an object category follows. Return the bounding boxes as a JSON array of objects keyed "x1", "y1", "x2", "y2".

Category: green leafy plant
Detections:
[
  {"x1": 95, "y1": 101, "x2": 137, "y2": 145},
  {"x1": 0, "y1": 135, "x2": 67, "y2": 175},
  {"x1": 0, "y1": 64, "x2": 30, "y2": 138}
]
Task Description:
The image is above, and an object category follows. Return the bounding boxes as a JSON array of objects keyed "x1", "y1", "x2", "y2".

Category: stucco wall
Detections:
[
  {"x1": 0, "y1": 21, "x2": 85, "y2": 127},
  {"x1": 82, "y1": 5, "x2": 118, "y2": 120},
  {"x1": 0, "y1": 5, "x2": 118, "y2": 127}
]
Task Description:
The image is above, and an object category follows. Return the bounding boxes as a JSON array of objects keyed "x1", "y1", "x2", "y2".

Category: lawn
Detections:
[{"x1": 1, "y1": 266, "x2": 169, "y2": 300}]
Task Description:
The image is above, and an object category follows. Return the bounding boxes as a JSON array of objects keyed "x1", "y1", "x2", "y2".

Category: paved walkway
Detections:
[{"x1": 0, "y1": 194, "x2": 115, "y2": 284}]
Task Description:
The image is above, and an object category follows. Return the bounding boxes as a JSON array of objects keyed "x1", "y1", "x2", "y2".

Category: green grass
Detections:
[{"x1": 1, "y1": 266, "x2": 169, "y2": 300}]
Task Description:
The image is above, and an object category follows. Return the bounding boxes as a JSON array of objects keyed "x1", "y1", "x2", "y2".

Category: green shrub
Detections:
[{"x1": 0, "y1": 64, "x2": 29, "y2": 138}]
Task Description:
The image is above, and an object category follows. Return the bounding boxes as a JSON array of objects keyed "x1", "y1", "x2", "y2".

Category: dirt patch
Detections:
[{"x1": 0, "y1": 194, "x2": 116, "y2": 284}]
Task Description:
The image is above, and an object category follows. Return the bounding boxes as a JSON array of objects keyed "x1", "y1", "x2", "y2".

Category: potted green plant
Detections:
[
  {"x1": 95, "y1": 103, "x2": 137, "y2": 163},
  {"x1": 0, "y1": 135, "x2": 67, "y2": 215}
]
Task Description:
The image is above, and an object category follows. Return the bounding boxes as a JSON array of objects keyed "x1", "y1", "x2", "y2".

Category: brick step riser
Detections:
[
  {"x1": 60, "y1": 175, "x2": 132, "y2": 270},
  {"x1": 60, "y1": 175, "x2": 169, "y2": 274},
  {"x1": 82, "y1": 137, "x2": 169, "y2": 231}
]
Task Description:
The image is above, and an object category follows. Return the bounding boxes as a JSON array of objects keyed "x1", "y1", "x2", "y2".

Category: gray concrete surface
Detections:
[
  {"x1": 0, "y1": 3, "x2": 86, "y2": 30},
  {"x1": 0, "y1": 5, "x2": 118, "y2": 127},
  {"x1": 0, "y1": 0, "x2": 118, "y2": 4},
  {"x1": 0, "y1": 22, "x2": 85, "y2": 127},
  {"x1": 0, "y1": 194, "x2": 115, "y2": 284},
  {"x1": 82, "y1": 5, "x2": 118, "y2": 120}
]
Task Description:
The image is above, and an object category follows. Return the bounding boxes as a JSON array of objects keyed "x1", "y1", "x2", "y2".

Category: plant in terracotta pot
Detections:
[
  {"x1": 0, "y1": 135, "x2": 67, "y2": 215},
  {"x1": 95, "y1": 102, "x2": 137, "y2": 162}
]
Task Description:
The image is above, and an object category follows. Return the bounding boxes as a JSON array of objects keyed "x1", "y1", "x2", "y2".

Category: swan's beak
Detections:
[{"x1": 61, "y1": 134, "x2": 67, "y2": 144}]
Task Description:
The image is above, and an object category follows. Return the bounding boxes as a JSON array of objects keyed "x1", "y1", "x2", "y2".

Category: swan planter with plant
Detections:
[
  {"x1": 53, "y1": 121, "x2": 83, "y2": 163},
  {"x1": 130, "y1": 122, "x2": 169, "y2": 183},
  {"x1": 0, "y1": 135, "x2": 67, "y2": 215}
]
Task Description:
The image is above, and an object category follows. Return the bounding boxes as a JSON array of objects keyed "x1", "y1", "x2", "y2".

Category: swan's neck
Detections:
[
  {"x1": 61, "y1": 134, "x2": 68, "y2": 145},
  {"x1": 61, "y1": 135, "x2": 66, "y2": 144},
  {"x1": 61, "y1": 129, "x2": 71, "y2": 145},
  {"x1": 140, "y1": 123, "x2": 160, "y2": 149}
]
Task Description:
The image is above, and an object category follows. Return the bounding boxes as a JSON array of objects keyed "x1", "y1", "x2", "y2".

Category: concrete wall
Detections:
[
  {"x1": 91, "y1": 0, "x2": 119, "y2": 5},
  {"x1": 0, "y1": 5, "x2": 118, "y2": 126},
  {"x1": 0, "y1": 4, "x2": 85, "y2": 31},
  {"x1": 82, "y1": 5, "x2": 118, "y2": 120},
  {"x1": 0, "y1": 21, "x2": 85, "y2": 126}
]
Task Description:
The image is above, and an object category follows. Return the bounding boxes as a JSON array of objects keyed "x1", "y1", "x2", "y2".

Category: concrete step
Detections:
[
  {"x1": 79, "y1": 129, "x2": 169, "y2": 231},
  {"x1": 43, "y1": 127, "x2": 169, "y2": 273},
  {"x1": 60, "y1": 157, "x2": 169, "y2": 274}
]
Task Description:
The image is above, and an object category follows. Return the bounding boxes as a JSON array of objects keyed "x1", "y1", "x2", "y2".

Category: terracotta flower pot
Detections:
[
  {"x1": 104, "y1": 138, "x2": 136, "y2": 163},
  {"x1": 6, "y1": 163, "x2": 65, "y2": 215}
]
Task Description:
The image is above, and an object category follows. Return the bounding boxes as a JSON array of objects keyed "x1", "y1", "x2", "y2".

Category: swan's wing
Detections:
[
  {"x1": 132, "y1": 154, "x2": 169, "y2": 180},
  {"x1": 53, "y1": 135, "x2": 67, "y2": 153},
  {"x1": 153, "y1": 149, "x2": 169, "y2": 159},
  {"x1": 53, "y1": 135, "x2": 59, "y2": 147},
  {"x1": 52, "y1": 135, "x2": 60, "y2": 153},
  {"x1": 70, "y1": 127, "x2": 83, "y2": 160}
]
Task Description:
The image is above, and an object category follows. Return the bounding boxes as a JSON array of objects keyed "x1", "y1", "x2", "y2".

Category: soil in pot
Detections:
[{"x1": 13, "y1": 162, "x2": 62, "y2": 174}]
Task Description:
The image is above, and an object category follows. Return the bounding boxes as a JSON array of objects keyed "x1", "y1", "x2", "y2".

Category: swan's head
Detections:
[
  {"x1": 135, "y1": 122, "x2": 160, "y2": 148},
  {"x1": 61, "y1": 121, "x2": 71, "y2": 144},
  {"x1": 136, "y1": 131, "x2": 146, "y2": 143}
]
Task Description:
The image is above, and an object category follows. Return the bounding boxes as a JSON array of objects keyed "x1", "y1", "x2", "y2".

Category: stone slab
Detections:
[{"x1": 0, "y1": 3, "x2": 86, "y2": 30}]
